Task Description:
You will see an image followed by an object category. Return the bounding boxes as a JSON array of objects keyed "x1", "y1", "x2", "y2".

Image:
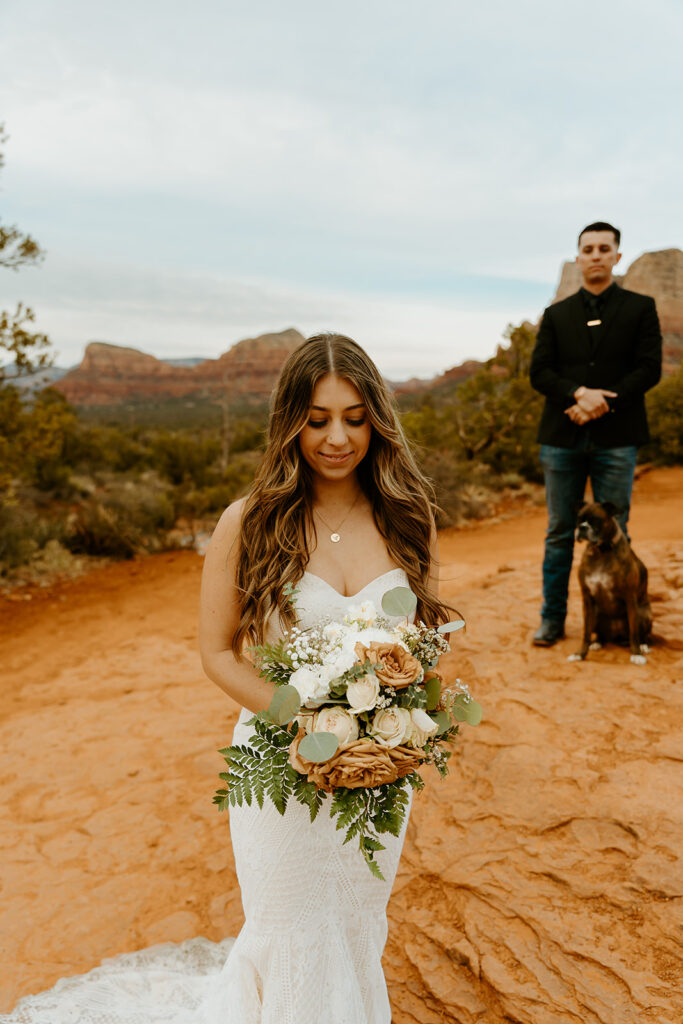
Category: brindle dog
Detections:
[{"x1": 569, "y1": 501, "x2": 653, "y2": 665}]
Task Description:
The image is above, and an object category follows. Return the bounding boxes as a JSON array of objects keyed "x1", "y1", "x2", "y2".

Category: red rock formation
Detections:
[
  {"x1": 392, "y1": 360, "x2": 484, "y2": 396},
  {"x1": 55, "y1": 250, "x2": 681, "y2": 409},
  {"x1": 214, "y1": 330, "x2": 307, "y2": 398},
  {"x1": 623, "y1": 248, "x2": 683, "y2": 334},
  {"x1": 56, "y1": 343, "x2": 195, "y2": 405},
  {"x1": 550, "y1": 259, "x2": 583, "y2": 303},
  {"x1": 623, "y1": 249, "x2": 683, "y2": 373},
  {"x1": 56, "y1": 329, "x2": 305, "y2": 406}
]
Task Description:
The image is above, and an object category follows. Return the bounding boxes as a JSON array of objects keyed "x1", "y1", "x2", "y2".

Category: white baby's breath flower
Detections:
[{"x1": 398, "y1": 623, "x2": 419, "y2": 638}]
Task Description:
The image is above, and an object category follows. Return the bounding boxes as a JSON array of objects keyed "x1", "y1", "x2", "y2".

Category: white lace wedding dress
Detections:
[{"x1": 7, "y1": 569, "x2": 413, "y2": 1024}]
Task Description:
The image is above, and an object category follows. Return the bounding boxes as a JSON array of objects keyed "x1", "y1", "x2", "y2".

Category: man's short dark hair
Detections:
[{"x1": 578, "y1": 222, "x2": 621, "y2": 247}]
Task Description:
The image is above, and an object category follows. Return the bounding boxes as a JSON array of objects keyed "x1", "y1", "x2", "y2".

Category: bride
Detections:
[{"x1": 8, "y1": 334, "x2": 450, "y2": 1024}]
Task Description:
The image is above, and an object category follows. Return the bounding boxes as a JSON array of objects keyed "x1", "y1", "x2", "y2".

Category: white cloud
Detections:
[
  {"x1": 2, "y1": 258, "x2": 531, "y2": 378},
  {"x1": 0, "y1": 0, "x2": 680, "y2": 364}
]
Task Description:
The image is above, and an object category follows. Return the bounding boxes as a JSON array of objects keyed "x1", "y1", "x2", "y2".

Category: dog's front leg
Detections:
[
  {"x1": 626, "y1": 593, "x2": 647, "y2": 665},
  {"x1": 569, "y1": 587, "x2": 594, "y2": 662}
]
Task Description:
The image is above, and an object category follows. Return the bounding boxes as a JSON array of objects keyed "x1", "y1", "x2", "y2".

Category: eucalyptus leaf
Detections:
[
  {"x1": 381, "y1": 586, "x2": 417, "y2": 618},
  {"x1": 431, "y1": 710, "x2": 452, "y2": 735},
  {"x1": 464, "y1": 700, "x2": 483, "y2": 726},
  {"x1": 298, "y1": 731, "x2": 339, "y2": 763},
  {"x1": 451, "y1": 704, "x2": 467, "y2": 722},
  {"x1": 437, "y1": 619, "x2": 466, "y2": 634},
  {"x1": 267, "y1": 684, "x2": 301, "y2": 726},
  {"x1": 425, "y1": 675, "x2": 441, "y2": 711}
]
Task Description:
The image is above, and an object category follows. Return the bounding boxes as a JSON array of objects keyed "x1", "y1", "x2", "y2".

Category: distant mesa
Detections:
[
  {"x1": 392, "y1": 359, "x2": 485, "y2": 396},
  {"x1": 55, "y1": 329, "x2": 305, "y2": 407},
  {"x1": 52, "y1": 249, "x2": 682, "y2": 408}
]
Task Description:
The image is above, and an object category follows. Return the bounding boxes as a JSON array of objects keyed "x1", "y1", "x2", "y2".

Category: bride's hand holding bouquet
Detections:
[{"x1": 215, "y1": 585, "x2": 482, "y2": 877}]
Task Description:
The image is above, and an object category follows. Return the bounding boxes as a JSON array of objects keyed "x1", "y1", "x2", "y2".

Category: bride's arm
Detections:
[
  {"x1": 429, "y1": 519, "x2": 440, "y2": 598},
  {"x1": 198, "y1": 499, "x2": 276, "y2": 714}
]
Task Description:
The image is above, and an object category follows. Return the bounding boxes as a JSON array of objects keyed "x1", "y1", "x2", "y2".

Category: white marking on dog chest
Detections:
[{"x1": 584, "y1": 569, "x2": 612, "y2": 594}]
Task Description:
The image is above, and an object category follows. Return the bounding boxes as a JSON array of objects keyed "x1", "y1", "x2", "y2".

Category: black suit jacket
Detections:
[{"x1": 529, "y1": 286, "x2": 662, "y2": 448}]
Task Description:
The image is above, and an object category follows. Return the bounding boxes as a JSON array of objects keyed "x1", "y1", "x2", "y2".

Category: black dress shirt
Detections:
[
  {"x1": 580, "y1": 282, "x2": 617, "y2": 323},
  {"x1": 529, "y1": 286, "x2": 662, "y2": 448}
]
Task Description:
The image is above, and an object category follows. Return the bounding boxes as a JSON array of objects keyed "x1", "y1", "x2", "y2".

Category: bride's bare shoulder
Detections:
[
  {"x1": 205, "y1": 497, "x2": 247, "y2": 562},
  {"x1": 214, "y1": 497, "x2": 247, "y2": 534}
]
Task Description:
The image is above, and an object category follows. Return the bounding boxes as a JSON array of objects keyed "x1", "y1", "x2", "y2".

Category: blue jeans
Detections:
[{"x1": 539, "y1": 440, "x2": 638, "y2": 624}]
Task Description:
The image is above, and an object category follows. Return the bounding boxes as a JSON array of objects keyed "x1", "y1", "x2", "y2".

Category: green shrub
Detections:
[
  {"x1": 644, "y1": 365, "x2": 683, "y2": 465},
  {"x1": 0, "y1": 500, "x2": 64, "y2": 573},
  {"x1": 66, "y1": 473, "x2": 176, "y2": 558},
  {"x1": 146, "y1": 432, "x2": 222, "y2": 487}
]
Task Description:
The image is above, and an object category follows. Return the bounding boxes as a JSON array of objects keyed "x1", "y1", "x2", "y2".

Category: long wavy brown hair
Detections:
[{"x1": 232, "y1": 333, "x2": 453, "y2": 655}]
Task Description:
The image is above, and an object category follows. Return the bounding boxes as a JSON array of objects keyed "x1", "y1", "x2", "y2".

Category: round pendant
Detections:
[{"x1": 330, "y1": 533, "x2": 341, "y2": 543}]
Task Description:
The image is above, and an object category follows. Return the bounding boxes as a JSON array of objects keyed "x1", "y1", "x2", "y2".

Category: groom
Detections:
[{"x1": 529, "y1": 221, "x2": 662, "y2": 646}]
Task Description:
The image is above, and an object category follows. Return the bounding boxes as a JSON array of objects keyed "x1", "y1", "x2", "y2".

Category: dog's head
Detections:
[{"x1": 575, "y1": 501, "x2": 622, "y2": 545}]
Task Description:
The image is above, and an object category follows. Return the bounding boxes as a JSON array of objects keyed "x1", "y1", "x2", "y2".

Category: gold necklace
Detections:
[{"x1": 314, "y1": 491, "x2": 361, "y2": 543}]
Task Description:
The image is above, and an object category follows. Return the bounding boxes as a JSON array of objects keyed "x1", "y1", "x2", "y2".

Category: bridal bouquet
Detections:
[{"x1": 215, "y1": 586, "x2": 482, "y2": 877}]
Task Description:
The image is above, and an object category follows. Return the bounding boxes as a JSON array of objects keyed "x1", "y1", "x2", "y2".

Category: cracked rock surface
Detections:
[{"x1": 1, "y1": 468, "x2": 681, "y2": 1022}]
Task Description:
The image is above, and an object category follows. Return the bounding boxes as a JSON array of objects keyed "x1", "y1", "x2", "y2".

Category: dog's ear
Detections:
[{"x1": 601, "y1": 501, "x2": 623, "y2": 518}]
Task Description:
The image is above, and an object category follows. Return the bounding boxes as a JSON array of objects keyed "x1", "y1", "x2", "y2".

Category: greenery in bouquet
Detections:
[{"x1": 215, "y1": 586, "x2": 482, "y2": 877}]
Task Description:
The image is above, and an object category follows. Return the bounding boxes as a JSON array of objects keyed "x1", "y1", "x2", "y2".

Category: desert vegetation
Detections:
[{"x1": 2, "y1": 320, "x2": 681, "y2": 582}]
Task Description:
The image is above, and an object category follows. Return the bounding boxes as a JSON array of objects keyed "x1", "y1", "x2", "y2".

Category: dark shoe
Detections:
[{"x1": 532, "y1": 620, "x2": 565, "y2": 647}]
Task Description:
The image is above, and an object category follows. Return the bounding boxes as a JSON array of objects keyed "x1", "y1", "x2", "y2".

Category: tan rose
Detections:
[
  {"x1": 311, "y1": 741, "x2": 398, "y2": 792},
  {"x1": 288, "y1": 731, "x2": 321, "y2": 775},
  {"x1": 288, "y1": 735, "x2": 424, "y2": 792},
  {"x1": 387, "y1": 744, "x2": 425, "y2": 779},
  {"x1": 354, "y1": 641, "x2": 422, "y2": 689}
]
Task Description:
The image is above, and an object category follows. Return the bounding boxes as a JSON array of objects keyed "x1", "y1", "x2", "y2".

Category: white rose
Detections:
[
  {"x1": 289, "y1": 666, "x2": 319, "y2": 704},
  {"x1": 322, "y1": 648, "x2": 357, "y2": 682},
  {"x1": 323, "y1": 622, "x2": 345, "y2": 642},
  {"x1": 293, "y1": 712, "x2": 314, "y2": 735},
  {"x1": 288, "y1": 665, "x2": 332, "y2": 706},
  {"x1": 310, "y1": 666, "x2": 334, "y2": 702},
  {"x1": 346, "y1": 600, "x2": 377, "y2": 626},
  {"x1": 370, "y1": 706, "x2": 412, "y2": 748},
  {"x1": 312, "y1": 707, "x2": 359, "y2": 748},
  {"x1": 346, "y1": 674, "x2": 381, "y2": 714},
  {"x1": 408, "y1": 707, "x2": 439, "y2": 747}
]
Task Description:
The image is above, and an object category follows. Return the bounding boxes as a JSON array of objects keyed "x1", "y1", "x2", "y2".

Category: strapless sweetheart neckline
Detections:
[{"x1": 301, "y1": 567, "x2": 406, "y2": 601}]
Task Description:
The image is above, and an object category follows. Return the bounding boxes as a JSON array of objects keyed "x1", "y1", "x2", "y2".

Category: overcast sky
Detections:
[{"x1": 1, "y1": 0, "x2": 681, "y2": 378}]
